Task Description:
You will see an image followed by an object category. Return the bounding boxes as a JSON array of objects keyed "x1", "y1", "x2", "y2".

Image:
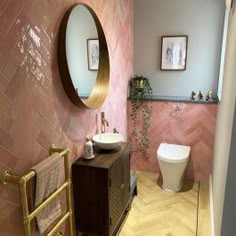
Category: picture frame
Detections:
[
  {"x1": 87, "y1": 39, "x2": 99, "y2": 71},
  {"x1": 160, "y1": 35, "x2": 188, "y2": 71}
]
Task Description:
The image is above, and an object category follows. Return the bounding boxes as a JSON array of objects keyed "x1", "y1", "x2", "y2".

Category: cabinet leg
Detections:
[
  {"x1": 134, "y1": 185, "x2": 138, "y2": 196},
  {"x1": 76, "y1": 232, "x2": 99, "y2": 236},
  {"x1": 76, "y1": 231, "x2": 90, "y2": 236}
]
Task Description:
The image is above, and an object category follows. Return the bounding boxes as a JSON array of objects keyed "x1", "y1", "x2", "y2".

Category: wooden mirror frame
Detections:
[{"x1": 58, "y1": 4, "x2": 110, "y2": 109}]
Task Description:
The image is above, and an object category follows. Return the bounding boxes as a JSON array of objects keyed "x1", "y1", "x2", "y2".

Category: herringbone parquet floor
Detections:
[{"x1": 119, "y1": 171, "x2": 206, "y2": 236}]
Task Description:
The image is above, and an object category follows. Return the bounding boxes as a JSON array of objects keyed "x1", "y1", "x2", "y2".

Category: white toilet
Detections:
[{"x1": 157, "y1": 143, "x2": 191, "y2": 192}]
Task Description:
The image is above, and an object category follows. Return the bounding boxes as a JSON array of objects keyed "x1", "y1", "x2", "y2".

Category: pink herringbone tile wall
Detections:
[
  {"x1": 128, "y1": 101, "x2": 217, "y2": 181},
  {"x1": 0, "y1": 0, "x2": 133, "y2": 235}
]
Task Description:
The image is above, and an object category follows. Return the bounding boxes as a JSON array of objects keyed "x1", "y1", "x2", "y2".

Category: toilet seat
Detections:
[{"x1": 157, "y1": 143, "x2": 191, "y2": 163}]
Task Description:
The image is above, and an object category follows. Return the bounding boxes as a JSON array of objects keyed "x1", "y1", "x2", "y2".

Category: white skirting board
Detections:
[{"x1": 209, "y1": 174, "x2": 215, "y2": 236}]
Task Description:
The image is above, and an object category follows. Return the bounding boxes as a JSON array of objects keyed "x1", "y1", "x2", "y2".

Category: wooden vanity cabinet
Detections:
[{"x1": 72, "y1": 143, "x2": 130, "y2": 236}]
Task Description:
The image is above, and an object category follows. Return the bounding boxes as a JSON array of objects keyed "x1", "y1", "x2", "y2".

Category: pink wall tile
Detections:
[
  {"x1": 0, "y1": 0, "x2": 133, "y2": 234},
  {"x1": 128, "y1": 101, "x2": 217, "y2": 181}
]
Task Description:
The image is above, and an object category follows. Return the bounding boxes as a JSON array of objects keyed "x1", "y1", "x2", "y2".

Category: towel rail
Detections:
[{"x1": 0, "y1": 144, "x2": 74, "y2": 236}]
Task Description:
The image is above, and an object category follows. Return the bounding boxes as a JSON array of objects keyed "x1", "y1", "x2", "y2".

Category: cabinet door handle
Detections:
[{"x1": 120, "y1": 183, "x2": 125, "y2": 189}]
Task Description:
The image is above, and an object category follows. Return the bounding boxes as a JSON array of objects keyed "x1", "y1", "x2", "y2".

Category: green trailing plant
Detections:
[{"x1": 129, "y1": 75, "x2": 153, "y2": 159}]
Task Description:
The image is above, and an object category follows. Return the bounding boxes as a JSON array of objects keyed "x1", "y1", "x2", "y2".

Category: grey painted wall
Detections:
[
  {"x1": 221, "y1": 102, "x2": 236, "y2": 236},
  {"x1": 134, "y1": 0, "x2": 225, "y2": 97}
]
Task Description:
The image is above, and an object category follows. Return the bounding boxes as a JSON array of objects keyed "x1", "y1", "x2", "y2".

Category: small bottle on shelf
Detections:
[
  {"x1": 206, "y1": 91, "x2": 212, "y2": 101},
  {"x1": 198, "y1": 90, "x2": 204, "y2": 100},
  {"x1": 190, "y1": 91, "x2": 196, "y2": 100},
  {"x1": 84, "y1": 137, "x2": 95, "y2": 160}
]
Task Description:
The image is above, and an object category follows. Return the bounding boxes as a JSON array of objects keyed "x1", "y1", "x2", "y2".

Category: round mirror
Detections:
[{"x1": 58, "y1": 4, "x2": 110, "y2": 109}]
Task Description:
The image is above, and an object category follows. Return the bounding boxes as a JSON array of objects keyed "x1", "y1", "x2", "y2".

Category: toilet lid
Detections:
[{"x1": 157, "y1": 143, "x2": 191, "y2": 163}]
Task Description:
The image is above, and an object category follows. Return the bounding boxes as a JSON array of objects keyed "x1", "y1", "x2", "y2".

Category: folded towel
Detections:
[{"x1": 32, "y1": 153, "x2": 64, "y2": 234}]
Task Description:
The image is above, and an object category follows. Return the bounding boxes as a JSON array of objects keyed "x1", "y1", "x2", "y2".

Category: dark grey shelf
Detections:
[{"x1": 128, "y1": 95, "x2": 219, "y2": 104}]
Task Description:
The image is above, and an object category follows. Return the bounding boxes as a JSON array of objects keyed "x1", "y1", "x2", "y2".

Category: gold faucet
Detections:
[{"x1": 101, "y1": 112, "x2": 109, "y2": 133}]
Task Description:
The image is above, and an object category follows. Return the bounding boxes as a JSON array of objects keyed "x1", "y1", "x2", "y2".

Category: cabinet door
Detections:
[
  {"x1": 109, "y1": 157, "x2": 123, "y2": 234},
  {"x1": 109, "y1": 148, "x2": 130, "y2": 235},
  {"x1": 122, "y1": 148, "x2": 130, "y2": 209}
]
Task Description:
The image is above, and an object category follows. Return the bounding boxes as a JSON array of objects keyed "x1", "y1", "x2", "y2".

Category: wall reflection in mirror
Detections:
[{"x1": 66, "y1": 5, "x2": 98, "y2": 98}]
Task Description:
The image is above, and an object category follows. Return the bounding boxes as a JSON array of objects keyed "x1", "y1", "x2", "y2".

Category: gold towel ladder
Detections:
[{"x1": 0, "y1": 145, "x2": 74, "y2": 236}]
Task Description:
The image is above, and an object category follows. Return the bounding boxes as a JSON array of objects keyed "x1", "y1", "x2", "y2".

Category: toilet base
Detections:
[
  {"x1": 158, "y1": 158, "x2": 187, "y2": 192},
  {"x1": 162, "y1": 178, "x2": 183, "y2": 192},
  {"x1": 162, "y1": 184, "x2": 182, "y2": 192}
]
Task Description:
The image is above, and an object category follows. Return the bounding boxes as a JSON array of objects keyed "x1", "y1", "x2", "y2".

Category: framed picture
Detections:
[
  {"x1": 87, "y1": 39, "x2": 99, "y2": 71},
  {"x1": 160, "y1": 35, "x2": 188, "y2": 71}
]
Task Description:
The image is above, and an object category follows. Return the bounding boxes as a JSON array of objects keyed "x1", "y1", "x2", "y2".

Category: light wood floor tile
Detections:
[
  {"x1": 197, "y1": 181, "x2": 210, "y2": 236},
  {"x1": 118, "y1": 171, "x2": 209, "y2": 236}
]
